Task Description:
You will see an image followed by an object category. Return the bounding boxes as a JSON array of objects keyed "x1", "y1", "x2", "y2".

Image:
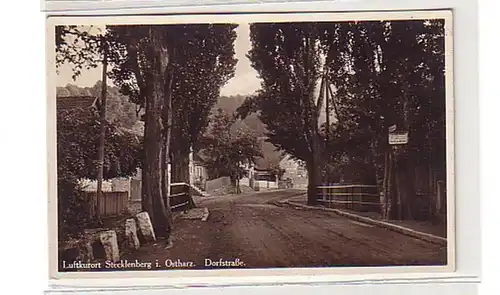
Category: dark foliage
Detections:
[
  {"x1": 199, "y1": 108, "x2": 263, "y2": 184},
  {"x1": 57, "y1": 107, "x2": 142, "y2": 237}
]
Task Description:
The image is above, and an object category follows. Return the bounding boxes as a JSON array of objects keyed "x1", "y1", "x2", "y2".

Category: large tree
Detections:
[
  {"x1": 239, "y1": 20, "x2": 446, "y2": 218},
  {"x1": 107, "y1": 25, "x2": 238, "y2": 186},
  {"x1": 104, "y1": 25, "x2": 176, "y2": 239},
  {"x1": 240, "y1": 23, "x2": 326, "y2": 205},
  {"x1": 318, "y1": 20, "x2": 446, "y2": 220},
  {"x1": 107, "y1": 24, "x2": 238, "y2": 237},
  {"x1": 56, "y1": 25, "x2": 177, "y2": 237},
  {"x1": 200, "y1": 108, "x2": 262, "y2": 193},
  {"x1": 168, "y1": 24, "x2": 238, "y2": 183}
]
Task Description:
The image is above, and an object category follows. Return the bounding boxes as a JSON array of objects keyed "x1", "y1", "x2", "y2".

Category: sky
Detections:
[{"x1": 56, "y1": 23, "x2": 262, "y2": 97}]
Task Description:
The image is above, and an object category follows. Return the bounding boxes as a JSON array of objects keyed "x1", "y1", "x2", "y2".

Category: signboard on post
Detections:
[{"x1": 388, "y1": 131, "x2": 409, "y2": 145}]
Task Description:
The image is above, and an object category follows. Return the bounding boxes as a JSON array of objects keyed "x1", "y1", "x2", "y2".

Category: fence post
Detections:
[
  {"x1": 186, "y1": 183, "x2": 194, "y2": 210},
  {"x1": 347, "y1": 186, "x2": 351, "y2": 210},
  {"x1": 359, "y1": 186, "x2": 362, "y2": 211},
  {"x1": 328, "y1": 185, "x2": 332, "y2": 209}
]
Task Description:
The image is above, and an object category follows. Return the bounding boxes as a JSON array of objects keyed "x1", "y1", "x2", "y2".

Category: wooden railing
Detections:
[
  {"x1": 83, "y1": 182, "x2": 195, "y2": 218},
  {"x1": 317, "y1": 184, "x2": 380, "y2": 212},
  {"x1": 169, "y1": 182, "x2": 195, "y2": 211}
]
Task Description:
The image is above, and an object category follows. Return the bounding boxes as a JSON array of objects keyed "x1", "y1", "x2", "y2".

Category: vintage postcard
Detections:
[{"x1": 47, "y1": 10, "x2": 455, "y2": 280}]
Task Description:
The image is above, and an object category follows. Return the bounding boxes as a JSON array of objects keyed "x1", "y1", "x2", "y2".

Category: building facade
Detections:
[{"x1": 279, "y1": 154, "x2": 308, "y2": 189}]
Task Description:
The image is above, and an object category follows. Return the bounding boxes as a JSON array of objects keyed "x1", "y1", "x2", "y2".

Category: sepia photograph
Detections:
[{"x1": 47, "y1": 10, "x2": 454, "y2": 277}]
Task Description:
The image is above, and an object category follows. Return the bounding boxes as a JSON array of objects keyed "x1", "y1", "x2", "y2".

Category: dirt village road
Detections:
[{"x1": 123, "y1": 189, "x2": 447, "y2": 270}]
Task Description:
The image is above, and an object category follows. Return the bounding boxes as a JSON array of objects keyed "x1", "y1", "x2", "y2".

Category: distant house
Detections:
[
  {"x1": 56, "y1": 95, "x2": 100, "y2": 113},
  {"x1": 189, "y1": 151, "x2": 209, "y2": 190},
  {"x1": 279, "y1": 154, "x2": 308, "y2": 189},
  {"x1": 252, "y1": 170, "x2": 278, "y2": 190},
  {"x1": 240, "y1": 157, "x2": 279, "y2": 190}
]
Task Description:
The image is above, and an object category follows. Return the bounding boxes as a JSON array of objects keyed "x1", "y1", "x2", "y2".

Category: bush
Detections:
[{"x1": 57, "y1": 175, "x2": 96, "y2": 240}]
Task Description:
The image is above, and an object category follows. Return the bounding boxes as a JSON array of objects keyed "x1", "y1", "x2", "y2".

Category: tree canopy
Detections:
[
  {"x1": 240, "y1": 23, "x2": 326, "y2": 204},
  {"x1": 200, "y1": 108, "x2": 262, "y2": 186},
  {"x1": 56, "y1": 24, "x2": 240, "y2": 237},
  {"x1": 319, "y1": 20, "x2": 446, "y2": 219},
  {"x1": 57, "y1": 107, "x2": 142, "y2": 182},
  {"x1": 239, "y1": 20, "x2": 447, "y2": 218},
  {"x1": 55, "y1": 25, "x2": 105, "y2": 79},
  {"x1": 170, "y1": 24, "x2": 238, "y2": 147}
]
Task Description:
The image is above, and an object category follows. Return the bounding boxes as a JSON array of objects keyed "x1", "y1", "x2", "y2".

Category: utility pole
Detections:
[
  {"x1": 96, "y1": 49, "x2": 108, "y2": 220},
  {"x1": 324, "y1": 73, "x2": 330, "y2": 141}
]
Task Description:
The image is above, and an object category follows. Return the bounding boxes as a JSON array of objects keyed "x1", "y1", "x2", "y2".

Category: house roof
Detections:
[{"x1": 56, "y1": 96, "x2": 99, "y2": 112}]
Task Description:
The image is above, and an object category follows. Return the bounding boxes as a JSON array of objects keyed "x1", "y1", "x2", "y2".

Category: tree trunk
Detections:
[
  {"x1": 303, "y1": 29, "x2": 323, "y2": 206},
  {"x1": 161, "y1": 49, "x2": 175, "y2": 237},
  {"x1": 387, "y1": 155, "x2": 397, "y2": 219},
  {"x1": 381, "y1": 149, "x2": 390, "y2": 219},
  {"x1": 375, "y1": 134, "x2": 403, "y2": 221},
  {"x1": 141, "y1": 86, "x2": 170, "y2": 238},
  {"x1": 394, "y1": 159, "x2": 403, "y2": 220},
  {"x1": 385, "y1": 147, "x2": 416, "y2": 220},
  {"x1": 388, "y1": 153, "x2": 396, "y2": 219},
  {"x1": 306, "y1": 157, "x2": 320, "y2": 205},
  {"x1": 141, "y1": 27, "x2": 172, "y2": 239},
  {"x1": 396, "y1": 150, "x2": 416, "y2": 220},
  {"x1": 324, "y1": 76, "x2": 330, "y2": 139},
  {"x1": 390, "y1": 84, "x2": 416, "y2": 220},
  {"x1": 369, "y1": 138, "x2": 387, "y2": 217}
]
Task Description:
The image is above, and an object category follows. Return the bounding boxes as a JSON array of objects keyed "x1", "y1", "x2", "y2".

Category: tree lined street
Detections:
[{"x1": 55, "y1": 16, "x2": 450, "y2": 271}]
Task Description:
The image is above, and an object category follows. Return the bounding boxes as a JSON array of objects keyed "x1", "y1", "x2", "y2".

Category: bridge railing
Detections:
[
  {"x1": 317, "y1": 184, "x2": 380, "y2": 212},
  {"x1": 169, "y1": 182, "x2": 195, "y2": 211}
]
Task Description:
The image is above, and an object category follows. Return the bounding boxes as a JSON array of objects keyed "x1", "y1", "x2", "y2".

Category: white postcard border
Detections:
[{"x1": 45, "y1": 2, "x2": 478, "y2": 290}]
